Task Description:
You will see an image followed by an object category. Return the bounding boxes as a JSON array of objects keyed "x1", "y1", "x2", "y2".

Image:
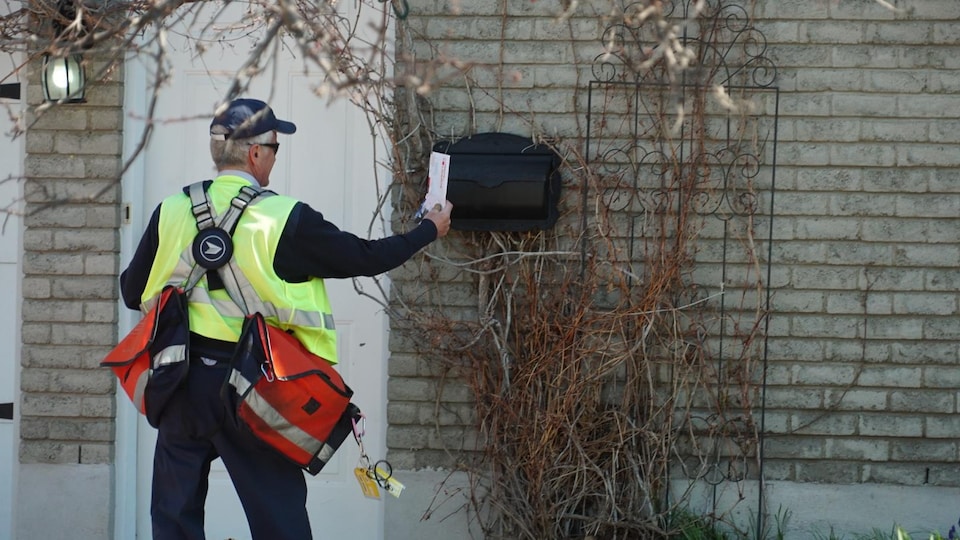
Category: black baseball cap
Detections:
[{"x1": 209, "y1": 98, "x2": 297, "y2": 140}]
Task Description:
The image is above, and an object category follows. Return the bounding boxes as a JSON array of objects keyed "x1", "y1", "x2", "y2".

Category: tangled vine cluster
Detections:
[{"x1": 386, "y1": 2, "x2": 777, "y2": 538}]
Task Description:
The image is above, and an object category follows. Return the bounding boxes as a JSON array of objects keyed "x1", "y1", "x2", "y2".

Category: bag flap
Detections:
[
  {"x1": 265, "y1": 321, "x2": 344, "y2": 383},
  {"x1": 242, "y1": 313, "x2": 348, "y2": 389},
  {"x1": 101, "y1": 286, "x2": 179, "y2": 367}
]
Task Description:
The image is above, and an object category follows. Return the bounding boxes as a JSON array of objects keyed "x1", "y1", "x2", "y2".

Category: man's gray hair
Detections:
[{"x1": 210, "y1": 128, "x2": 276, "y2": 169}]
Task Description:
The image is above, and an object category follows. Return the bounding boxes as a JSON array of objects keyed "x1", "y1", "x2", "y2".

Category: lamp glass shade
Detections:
[{"x1": 41, "y1": 54, "x2": 85, "y2": 103}]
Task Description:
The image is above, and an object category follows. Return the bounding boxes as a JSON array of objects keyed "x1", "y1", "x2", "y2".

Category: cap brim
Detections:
[{"x1": 275, "y1": 119, "x2": 297, "y2": 134}]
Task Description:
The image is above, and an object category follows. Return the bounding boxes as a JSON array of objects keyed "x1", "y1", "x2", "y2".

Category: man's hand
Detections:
[{"x1": 423, "y1": 201, "x2": 453, "y2": 238}]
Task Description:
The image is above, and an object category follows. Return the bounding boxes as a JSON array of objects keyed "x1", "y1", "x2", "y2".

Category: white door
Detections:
[
  {"x1": 120, "y1": 4, "x2": 390, "y2": 538},
  {"x1": 0, "y1": 50, "x2": 23, "y2": 540}
]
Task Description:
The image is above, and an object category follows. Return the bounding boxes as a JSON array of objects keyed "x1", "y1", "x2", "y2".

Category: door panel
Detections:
[
  {"x1": 124, "y1": 4, "x2": 388, "y2": 538},
  {"x1": 0, "y1": 46, "x2": 23, "y2": 540}
]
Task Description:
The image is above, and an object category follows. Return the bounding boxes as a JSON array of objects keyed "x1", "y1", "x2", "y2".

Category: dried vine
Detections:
[{"x1": 388, "y1": 1, "x2": 777, "y2": 538}]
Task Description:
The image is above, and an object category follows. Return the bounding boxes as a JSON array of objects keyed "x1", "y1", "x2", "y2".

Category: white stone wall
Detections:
[{"x1": 18, "y1": 57, "x2": 122, "y2": 539}]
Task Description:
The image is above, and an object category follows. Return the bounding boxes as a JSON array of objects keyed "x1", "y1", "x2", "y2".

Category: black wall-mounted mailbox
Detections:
[{"x1": 433, "y1": 132, "x2": 561, "y2": 232}]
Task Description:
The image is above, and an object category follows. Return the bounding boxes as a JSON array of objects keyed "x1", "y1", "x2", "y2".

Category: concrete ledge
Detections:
[
  {"x1": 385, "y1": 470, "x2": 485, "y2": 540},
  {"x1": 17, "y1": 463, "x2": 112, "y2": 540},
  {"x1": 388, "y1": 473, "x2": 960, "y2": 539},
  {"x1": 679, "y1": 479, "x2": 960, "y2": 538}
]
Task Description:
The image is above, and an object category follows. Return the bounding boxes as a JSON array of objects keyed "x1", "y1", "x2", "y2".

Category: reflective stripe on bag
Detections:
[{"x1": 226, "y1": 313, "x2": 360, "y2": 475}]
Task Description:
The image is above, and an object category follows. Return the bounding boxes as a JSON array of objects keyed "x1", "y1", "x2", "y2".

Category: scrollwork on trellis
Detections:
[
  {"x1": 595, "y1": 142, "x2": 764, "y2": 223},
  {"x1": 690, "y1": 146, "x2": 762, "y2": 218},
  {"x1": 585, "y1": 0, "x2": 779, "y2": 530},
  {"x1": 598, "y1": 145, "x2": 673, "y2": 215},
  {"x1": 594, "y1": 0, "x2": 777, "y2": 88}
]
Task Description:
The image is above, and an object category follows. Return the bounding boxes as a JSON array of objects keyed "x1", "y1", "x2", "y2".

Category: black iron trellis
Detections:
[{"x1": 586, "y1": 0, "x2": 778, "y2": 536}]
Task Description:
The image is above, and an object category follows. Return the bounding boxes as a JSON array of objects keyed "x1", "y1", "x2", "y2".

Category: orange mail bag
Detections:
[
  {"x1": 226, "y1": 312, "x2": 361, "y2": 475},
  {"x1": 100, "y1": 286, "x2": 190, "y2": 427}
]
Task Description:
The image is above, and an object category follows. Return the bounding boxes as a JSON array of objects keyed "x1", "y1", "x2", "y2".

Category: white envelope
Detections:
[{"x1": 417, "y1": 151, "x2": 450, "y2": 218}]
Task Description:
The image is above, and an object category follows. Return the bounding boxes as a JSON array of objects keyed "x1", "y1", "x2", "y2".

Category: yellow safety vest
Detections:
[{"x1": 139, "y1": 175, "x2": 339, "y2": 364}]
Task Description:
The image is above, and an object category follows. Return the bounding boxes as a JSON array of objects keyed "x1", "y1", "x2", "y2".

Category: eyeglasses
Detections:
[
  {"x1": 241, "y1": 141, "x2": 280, "y2": 156},
  {"x1": 259, "y1": 142, "x2": 280, "y2": 155}
]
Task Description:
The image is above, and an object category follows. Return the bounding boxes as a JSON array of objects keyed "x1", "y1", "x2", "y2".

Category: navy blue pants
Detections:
[{"x1": 151, "y1": 359, "x2": 312, "y2": 540}]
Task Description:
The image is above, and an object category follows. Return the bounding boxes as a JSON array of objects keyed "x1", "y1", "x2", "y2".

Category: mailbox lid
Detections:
[
  {"x1": 434, "y1": 133, "x2": 561, "y2": 231},
  {"x1": 447, "y1": 153, "x2": 554, "y2": 221}
]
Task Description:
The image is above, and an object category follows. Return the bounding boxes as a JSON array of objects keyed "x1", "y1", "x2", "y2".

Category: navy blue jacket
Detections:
[{"x1": 120, "y1": 184, "x2": 437, "y2": 312}]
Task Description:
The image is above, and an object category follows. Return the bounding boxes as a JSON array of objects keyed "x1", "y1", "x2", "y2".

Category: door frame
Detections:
[
  {"x1": 0, "y1": 72, "x2": 23, "y2": 540},
  {"x1": 116, "y1": 8, "x2": 395, "y2": 539},
  {"x1": 115, "y1": 51, "x2": 148, "y2": 540}
]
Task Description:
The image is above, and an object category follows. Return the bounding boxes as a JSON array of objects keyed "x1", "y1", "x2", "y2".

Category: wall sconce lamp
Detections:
[{"x1": 41, "y1": 53, "x2": 85, "y2": 103}]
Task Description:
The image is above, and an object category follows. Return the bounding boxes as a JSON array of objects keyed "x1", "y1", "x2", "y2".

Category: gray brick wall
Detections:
[
  {"x1": 754, "y1": 0, "x2": 960, "y2": 486},
  {"x1": 21, "y1": 56, "x2": 122, "y2": 466},
  {"x1": 388, "y1": 0, "x2": 960, "y2": 486}
]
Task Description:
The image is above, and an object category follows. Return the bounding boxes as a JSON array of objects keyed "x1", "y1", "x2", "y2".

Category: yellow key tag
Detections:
[
  {"x1": 375, "y1": 466, "x2": 405, "y2": 498},
  {"x1": 354, "y1": 467, "x2": 381, "y2": 499}
]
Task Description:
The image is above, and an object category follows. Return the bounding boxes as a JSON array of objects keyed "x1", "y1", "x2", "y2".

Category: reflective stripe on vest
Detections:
[
  {"x1": 186, "y1": 287, "x2": 336, "y2": 330},
  {"x1": 141, "y1": 176, "x2": 339, "y2": 364}
]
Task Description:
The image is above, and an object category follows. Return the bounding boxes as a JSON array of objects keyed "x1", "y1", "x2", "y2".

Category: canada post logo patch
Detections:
[{"x1": 192, "y1": 228, "x2": 234, "y2": 269}]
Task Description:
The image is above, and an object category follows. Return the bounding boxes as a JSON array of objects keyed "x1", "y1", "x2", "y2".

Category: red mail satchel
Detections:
[
  {"x1": 100, "y1": 285, "x2": 190, "y2": 427},
  {"x1": 226, "y1": 311, "x2": 361, "y2": 475}
]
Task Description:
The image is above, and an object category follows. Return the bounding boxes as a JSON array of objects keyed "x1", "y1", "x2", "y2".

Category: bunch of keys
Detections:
[{"x1": 352, "y1": 415, "x2": 405, "y2": 500}]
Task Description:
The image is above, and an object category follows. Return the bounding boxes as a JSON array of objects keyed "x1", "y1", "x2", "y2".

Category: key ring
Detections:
[{"x1": 366, "y1": 459, "x2": 393, "y2": 488}]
